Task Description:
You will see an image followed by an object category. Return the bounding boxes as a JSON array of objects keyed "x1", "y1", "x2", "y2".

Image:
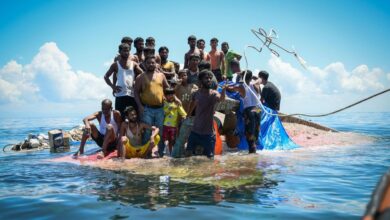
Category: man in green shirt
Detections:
[{"x1": 221, "y1": 42, "x2": 242, "y2": 81}]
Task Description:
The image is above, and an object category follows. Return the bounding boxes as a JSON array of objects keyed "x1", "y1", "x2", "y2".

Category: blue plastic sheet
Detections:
[
  {"x1": 258, "y1": 105, "x2": 299, "y2": 150},
  {"x1": 218, "y1": 82, "x2": 299, "y2": 151}
]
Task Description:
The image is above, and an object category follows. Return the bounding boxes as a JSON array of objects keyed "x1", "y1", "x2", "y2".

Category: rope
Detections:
[
  {"x1": 2, "y1": 144, "x2": 14, "y2": 152},
  {"x1": 241, "y1": 27, "x2": 390, "y2": 118}
]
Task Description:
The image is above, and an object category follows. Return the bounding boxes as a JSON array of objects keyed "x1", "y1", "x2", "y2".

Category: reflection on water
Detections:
[{"x1": 0, "y1": 114, "x2": 389, "y2": 219}]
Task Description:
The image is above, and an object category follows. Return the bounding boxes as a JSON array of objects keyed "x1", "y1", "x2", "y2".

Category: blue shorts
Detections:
[{"x1": 186, "y1": 131, "x2": 215, "y2": 158}]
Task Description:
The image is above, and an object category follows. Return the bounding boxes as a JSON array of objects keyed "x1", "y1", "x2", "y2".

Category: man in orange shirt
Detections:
[{"x1": 206, "y1": 38, "x2": 225, "y2": 82}]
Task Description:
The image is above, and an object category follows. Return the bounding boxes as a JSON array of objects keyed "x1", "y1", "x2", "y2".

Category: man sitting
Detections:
[
  {"x1": 74, "y1": 99, "x2": 122, "y2": 157},
  {"x1": 258, "y1": 70, "x2": 281, "y2": 111},
  {"x1": 117, "y1": 106, "x2": 160, "y2": 159}
]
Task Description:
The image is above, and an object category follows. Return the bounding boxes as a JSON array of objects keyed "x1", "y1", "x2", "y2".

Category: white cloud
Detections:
[
  {"x1": 0, "y1": 42, "x2": 111, "y2": 104},
  {"x1": 264, "y1": 55, "x2": 390, "y2": 113}
]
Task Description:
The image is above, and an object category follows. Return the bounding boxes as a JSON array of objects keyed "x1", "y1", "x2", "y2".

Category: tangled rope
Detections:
[{"x1": 242, "y1": 27, "x2": 390, "y2": 118}]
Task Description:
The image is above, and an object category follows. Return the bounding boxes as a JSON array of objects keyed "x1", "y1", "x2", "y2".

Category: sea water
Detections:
[{"x1": 0, "y1": 112, "x2": 389, "y2": 219}]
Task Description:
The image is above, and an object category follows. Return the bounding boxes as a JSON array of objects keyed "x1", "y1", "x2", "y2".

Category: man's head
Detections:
[
  {"x1": 189, "y1": 54, "x2": 201, "y2": 68},
  {"x1": 121, "y1": 36, "x2": 133, "y2": 45},
  {"x1": 221, "y1": 42, "x2": 229, "y2": 54},
  {"x1": 178, "y1": 69, "x2": 188, "y2": 85},
  {"x1": 198, "y1": 60, "x2": 211, "y2": 71},
  {"x1": 210, "y1": 38, "x2": 218, "y2": 49},
  {"x1": 143, "y1": 47, "x2": 155, "y2": 57},
  {"x1": 164, "y1": 87, "x2": 176, "y2": 102},
  {"x1": 158, "y1": 46, "x2": 169, "y2": 61},
  {"x1": 188, "y1": 35, "x2": 197, "y2": 49},
  {"x1": 101, "y1": 99, "x2": 113, "y2": 117},
  {"x1": 145, "y1": 55, "x2": 157, "y2": 72},
  {"x1": 134, "y1": 37, "x2": 144, "y2": 51},
  {"x1": 198, "y1": 70, "x2": 214, "y2": 89},
  {"x1": 124, "y1": 106, "x2": 138, "y2": 123},
  {"x1": 258, "y1": 70, "x2": 269, "y2": 84},
  {"x1": 242, "y1": 70, "x2": 253, "y2": 83},
  {"x1": 146, "y1": 37, "x2": 155, "y2": 48},
  {"x1": 197, "y1": 39, "x2": 205, "y2": 50},
  {"x1": 118, "y1": 43, "x2": 130, "y2": 59},
  {"x1": 230, "y1": 59, "x2": 240, "y2": 73}
]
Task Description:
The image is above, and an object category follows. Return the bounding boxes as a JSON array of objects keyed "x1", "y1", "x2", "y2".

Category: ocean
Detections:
[{"x1": 0, "y1": 112, "x2": 389, "y2": 219}]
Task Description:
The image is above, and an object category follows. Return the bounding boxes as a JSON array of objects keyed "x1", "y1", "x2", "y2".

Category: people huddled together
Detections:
[{"x1": 74, "y1": 35, "x2": 281, "y2": 159}]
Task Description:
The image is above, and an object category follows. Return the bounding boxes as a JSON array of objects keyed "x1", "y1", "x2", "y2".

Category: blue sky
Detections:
[{"x1": 0, "y1": 0, "x2": 390, "y2": 118}]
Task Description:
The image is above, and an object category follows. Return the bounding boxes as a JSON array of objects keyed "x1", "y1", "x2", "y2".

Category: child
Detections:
[{"x1": 163, "y1": 88, "x2": 187, "y2": 155}]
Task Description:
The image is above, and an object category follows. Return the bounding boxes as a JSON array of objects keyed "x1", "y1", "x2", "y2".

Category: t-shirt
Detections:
[
  {"x1": 161, "y1": 61, "x2": 175, "y2": 73},
  {"x1": 192, "y1": 90, "x2": 220, "y2": 135},
  {"x1": 224, "y1": 50, "x2": 241, "y2": 78},
  {"x1": 175, "y1": 84, "x2": 198, "y2": 113},
  {"x1": 261, "y1": 81, "x2": 281, "y2": 111},
  {"x1": 187, "y1": 70, "x2": 199, "y2": 85},
  {"x1": 163, "y1": 101, "x2": 187, "y2": 127}
]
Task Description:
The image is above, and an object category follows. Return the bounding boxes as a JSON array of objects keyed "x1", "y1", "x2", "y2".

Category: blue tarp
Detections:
[{"x1": 218, "y1": 82, "x2": 299, "y2": 151}]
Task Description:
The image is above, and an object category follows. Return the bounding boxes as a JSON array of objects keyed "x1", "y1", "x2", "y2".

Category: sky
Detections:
[{"x1": 0, "y1": 0, "x2": 390, "y2": 118}]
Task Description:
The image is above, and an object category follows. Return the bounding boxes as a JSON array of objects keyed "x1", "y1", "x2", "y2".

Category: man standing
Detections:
[
  {"x1": 134, "y1": 55, "x2": 170, "y2": 157},
  {"x1": 133, "y1": 37, "x2": 145, "y2": 63},
  {"x1": 74, "y1": 99, "x2": 122, "y2": 157},
  {"x1": 197, "y1": 38, "x2": 207, "y2": 60},
  {"x1": 104, "y1": 43, "x2": 143, "y2": 119},
  {"x1": 206, "y1": 38, "x2": 225, "y2": 82},
  {"x1": 185, "y1": 70, "x2": 226, "y2": 158},
  {"x1": 184, "y1": 35, "x2": 202, "y2": 68},
  {"x1": 159, "y1": 46, "x2": 176, "y2": 80},
  {"x1": 186, "y1": 54, "x2": 201, "y2": 85},
  {"x1": 258, "y1": 70, "x2": 281, "y2": 111},
  {"x1": 221, "y1": 42, "x2": 242, "y2": 81}
]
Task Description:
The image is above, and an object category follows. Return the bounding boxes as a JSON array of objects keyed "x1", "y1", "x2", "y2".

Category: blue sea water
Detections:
[{"x1": 0, "y1": 112, "x2": 389, "y2": 219}]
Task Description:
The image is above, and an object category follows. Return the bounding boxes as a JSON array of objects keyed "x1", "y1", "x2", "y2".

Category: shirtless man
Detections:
[
  {"x1": 134, "y1": 55, "x2": 170, "y2": 157},
  {"x1": 74, "y1": 99, "x2": 122, "y2": 156},
  {"x1": 117, "y1": 106, "x2": 160, "y2": 159},
  {"x1": 206, "y1": 38, "x2": 225, "y2": 82},
  {"x1": 184, "y1": 35, "x2": 202, "y2": 68},
  {"x1": 145, "y1": 36, "x2": 161, "y2": 64},
  {"x1": 133, "y1": 37, "x2": 145, "y2": 63},
  {"x1": 104, "y1": 43, "x2": 144, "y2": 118},
  {"x1": 197, "y1": 38, "x2": 207, "y2": 60}
]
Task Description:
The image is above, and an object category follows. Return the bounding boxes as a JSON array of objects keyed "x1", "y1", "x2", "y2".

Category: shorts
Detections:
[
  {"x1": 186, "y1": 131, "x2": 215, "y2": 158},
  {"x1": 91, "y1": 131, "x2": 117, "y2": 151},
  {"x1": 163, "y1": 126, "x2": 177, "y2": 142},
  {"x1": 243, "y1": 106, "x2": 260, "y2": 141},
  {"x1": 125, "y1": 135, "x2": 160, "y2": 158},
  {"x1": 115, "y1": 96, "x2": 138, "y2": 120}
]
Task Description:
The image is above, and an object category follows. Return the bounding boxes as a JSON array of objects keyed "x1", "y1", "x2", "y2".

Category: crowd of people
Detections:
[{"x1": 74, "y1": 35, "x2": 281, "y2": 159}]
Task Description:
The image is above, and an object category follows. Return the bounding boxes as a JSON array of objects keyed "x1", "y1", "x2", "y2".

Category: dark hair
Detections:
[
  {"x1": 198, "y1": 60, "x2": 211, "y2": 71},
  {"x1": 143, "y1": 47, "x2": 155, "y2": 54},
  {"x1": 124, "y1": 106, "x2": 136, "y2": 115},
  {"x1": 221, "y1": 42, "x2": 229, "y2": 47},
  {"x1": 121, "y1": 36, "x2": 133, "y2": 43},
  {"x1": 178, "y1": 69, "x2": 187, "y2": 76},
  {"x1": 230, "y1": 59, "x2": 240, "y2": 67},
  {"x1": 189, "y1": 53, "x2": 201, "y2": 60},
  {"x1": 188, "y1": 35, "x2": 196, "y2": 41},
  {"x1": 158, "y1": 46, "x2": 169, "y2": 53},
  {"x1": 243, "y1": 70, "x2": 253, "y2": 81},
  {"x1": 258, "y1": 70, "x2": 269, "y2": 81},
  {"x1": 210, "y1": 38, "x2": 218, "y2": 43},
  {"x1": 197, "y1": 39, "x2": 205, "y2": 44},
  {"x1": 118, "y1": 43, "x2": 130, "y2": 52},
  {"x1": 198, "y1": 70, "x2": 213, "y2": 80},
  {"x1": 146, "y1": 37, "x2": 155, "y2": 43},
  {"x1": 164, "y1": 87, "x2": 175, "y2": 95},
  {"x1": 134, "y1": 37, "x2": 144, "y2": 45},
  {"x1": 101, "y1": 99, "x2": 112, "y2": 106},
  {"x1": 145, "y1": 55, "x2": 156, "y2": 62}
]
